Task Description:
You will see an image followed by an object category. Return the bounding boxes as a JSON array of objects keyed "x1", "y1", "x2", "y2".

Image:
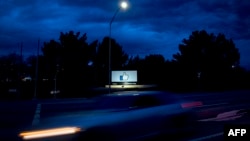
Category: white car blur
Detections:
[{"x1": 19, "y1": 91, "x2": 202, "y2": 141}]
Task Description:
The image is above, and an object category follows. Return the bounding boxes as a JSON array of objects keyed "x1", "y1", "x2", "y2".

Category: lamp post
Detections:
[{"x1": 108, "y1": 1, "x2": 128, "y2": 94}]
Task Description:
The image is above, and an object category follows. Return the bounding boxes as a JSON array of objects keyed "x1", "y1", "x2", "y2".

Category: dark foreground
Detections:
[{"x1": 1, "y1": 90, "x2": 250, "y2": 141}]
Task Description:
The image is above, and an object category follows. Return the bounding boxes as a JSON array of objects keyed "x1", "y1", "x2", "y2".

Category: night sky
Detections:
[{"x1": 0, "y1": 0, "x2": 250, "y2": 69}]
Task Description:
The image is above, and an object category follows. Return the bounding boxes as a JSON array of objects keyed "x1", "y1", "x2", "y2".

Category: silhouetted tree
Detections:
[
  {"x1": 94, "y1": 37, "x2": 128, "y2": 85},
  {"x1": 25, "y1": 55, "x2": 50, "y2": 98},
  {"x1": 126, "y1": 55, "x2": 143, "y2": 70},
  {"x1": 141, "y1": 54, "x2": 165, "y2": 84},
  {"x1": 125, "y1": 55, "x2": 144, "y2": 84},
  {"x1": 0, "y1": 53, "x2": 23, "y2": 81},
  {"x1": 172, "y1": 30, "x2": 240, "y2": 90},
  {"x1": 26, "y1": 55, "x2": 46, "y2": 80},
  {"x1": 125, "y1": 54, "x2": 165, "y2": 85},
  {"x1": 42, "y1": 31, "x2": 97, "y2": 97},
  {"x1": 0, "y1": 53, "x2": 24, "y2": 98},
  {"x1": 59, "y1": 31, "x2": 90, "y2": 95}
]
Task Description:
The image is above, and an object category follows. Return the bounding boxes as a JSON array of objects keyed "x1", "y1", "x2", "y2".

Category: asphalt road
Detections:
[{"x1": 0, "y1": 90, "x2": 250, "y2": 141}]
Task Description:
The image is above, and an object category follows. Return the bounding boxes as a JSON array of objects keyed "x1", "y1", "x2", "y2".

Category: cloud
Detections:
[{"x1": 0, "y1": 0, "x2": 249, "y2": 68}]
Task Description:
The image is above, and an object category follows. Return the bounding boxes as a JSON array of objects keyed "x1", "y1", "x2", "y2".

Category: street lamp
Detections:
[
  {"x1": 120, "y1": 1, "x2": 128, "y2": 9},
  {"x1": 108, "y1": 1, "x2": 128, "y2": 94}
]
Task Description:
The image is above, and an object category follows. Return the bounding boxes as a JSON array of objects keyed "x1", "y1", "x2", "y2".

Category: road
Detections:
[
  {"x1": 0, "y1": 98, "x2": 95, "y2": 140},
  {"x1": 0, "y1": 90, "x2": 250, "y2": 141}
]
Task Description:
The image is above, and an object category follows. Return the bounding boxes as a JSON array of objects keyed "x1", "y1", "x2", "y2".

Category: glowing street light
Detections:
[
  {"x1": 108, "y1": 1, "x2": 128, "y2": 93},
  {"x1": 120, "y1": 1, "x2": 128, "y2": 9}
]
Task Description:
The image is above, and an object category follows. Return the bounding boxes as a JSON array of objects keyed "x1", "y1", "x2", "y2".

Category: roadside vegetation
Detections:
[{"x1": 0, "y1": 30, "x2": 249, "y2": 99}]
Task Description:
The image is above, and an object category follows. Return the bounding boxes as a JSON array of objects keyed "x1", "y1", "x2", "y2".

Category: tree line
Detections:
[{"x1": 0, "y1": 30, "x2": 249, "y2": 99}]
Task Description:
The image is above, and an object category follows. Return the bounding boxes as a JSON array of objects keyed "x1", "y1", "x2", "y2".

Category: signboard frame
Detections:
[{"x1": 111, "y1": 70, "x2": 137, "y2": 83}]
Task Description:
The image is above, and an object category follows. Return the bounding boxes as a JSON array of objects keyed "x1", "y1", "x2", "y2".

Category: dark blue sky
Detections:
[{"x1": 0, "y1": 0, "x2": 250, "y2": 68}]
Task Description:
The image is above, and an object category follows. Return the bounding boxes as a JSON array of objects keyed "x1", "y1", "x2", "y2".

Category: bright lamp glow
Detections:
[
  {"x1": 120, "y1": 1, "x2": 128, "y2": 9},
  {"x1": 19, "y1": 127, "x2": 81, "y2": 140}
]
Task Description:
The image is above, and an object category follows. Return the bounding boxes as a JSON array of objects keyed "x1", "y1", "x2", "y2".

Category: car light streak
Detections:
[
  {"x1": 19, "y1": 127, "x2": 81, "y2": 140},
  {"x1": 181, "y1": 101, "x2": 203, "y2": 108}
]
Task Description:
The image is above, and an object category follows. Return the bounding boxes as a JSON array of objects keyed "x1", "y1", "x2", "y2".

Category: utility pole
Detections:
[
  {"x1": 34, "y1": 39, "x2": 39, "y2": 99},
  {"x1": 18, "y1": 42, "x2": 23, "y2": 99}
]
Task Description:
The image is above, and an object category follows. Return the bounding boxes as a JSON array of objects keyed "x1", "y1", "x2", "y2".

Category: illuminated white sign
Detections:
[{"x1": 111, "y1": 70, "x2": 137, "y2": 83}]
